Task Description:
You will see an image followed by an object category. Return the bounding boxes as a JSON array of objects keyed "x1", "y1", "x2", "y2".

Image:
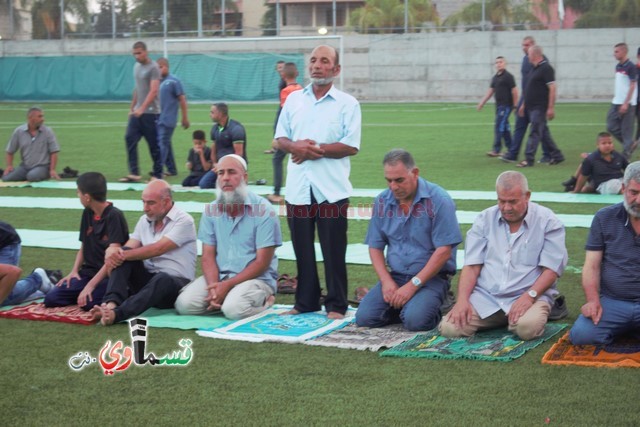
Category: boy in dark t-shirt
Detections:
[
  {"x1": 477, "y1": 56, "x2": 518, "y2": 157},
  {"x1": 182, "y1": 130, "x2": 212, "y2": 187},
  {"x1": 44, "y1": 172, "x2": 129, "y2": 310}
]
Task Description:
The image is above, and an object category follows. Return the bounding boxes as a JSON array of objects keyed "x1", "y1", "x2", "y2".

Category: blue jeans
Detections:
[
  {"x1": 493, "y1": 105, "x2": 513, "y2": 153},
  {"x1": 1, "y1": 271, "x2": 41, "y2": 306},
  {"x1": 157, "y1": 123, "x2": 177, "y2": 175},
  {"x1": 198, "y1": 170, "x2": 218, "y2": 189},
  {"x1": 0, "y1": 243, "x2": 21, "y2": 266},
  {"x1": 125, "y1": 113, "x2": 161, "y2": 178},
  {"x1": 355, "y1": 272, "x2": 448, "y2": 331},
  {"x1": 569, "y1": 295, "x2": 640, "y2": 346}
]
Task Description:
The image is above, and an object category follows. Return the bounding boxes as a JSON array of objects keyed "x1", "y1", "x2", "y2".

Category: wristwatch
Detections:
[
  {"x1": 527, "y1": 289, "x2": 538, "y2": 299},
  {"x1": 411, "y1": 276, "x2": 422, "y2": 287}
]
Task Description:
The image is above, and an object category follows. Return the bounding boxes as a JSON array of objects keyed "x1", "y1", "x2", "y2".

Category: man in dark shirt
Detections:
[
  {"x1": 570, "y1": 161, "x2": 640, "y2": 345},
  {"x1": 477, "y1": 56, "x2": 518, "y2": 157},
  {"x1": 571, "y1": 132, "x2": 628, "y2": 194},
  {"x1": 198, "y1": 103, "x2": 247, "y2": 189},
  {"x1": 517, "y1": 45, "x2": 565, "y2": 168}
]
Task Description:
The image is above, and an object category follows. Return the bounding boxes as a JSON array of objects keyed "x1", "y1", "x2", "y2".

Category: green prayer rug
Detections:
[{"x1": 380, "y1": 323, "x2": 567, "y2": 361}]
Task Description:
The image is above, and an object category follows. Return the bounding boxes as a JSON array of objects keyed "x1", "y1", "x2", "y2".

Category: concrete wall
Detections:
[{"x1": 1, "y1": 28, "x2": 638, "y2": 101}]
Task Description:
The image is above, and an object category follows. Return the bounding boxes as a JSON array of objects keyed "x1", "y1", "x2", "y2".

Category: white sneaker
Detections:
[{"x1": 33, "y1": 268, "x2": 54, "y2": 293}]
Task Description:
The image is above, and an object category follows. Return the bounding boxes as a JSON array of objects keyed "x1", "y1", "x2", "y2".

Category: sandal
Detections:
[
  {"x1": 348, "y1": 286, "x2": 369, "y2": 306},
  {"x1": 516, "y1": 160, "x2": 532, "y2": 168},
  {"x1": 118, "y1": 174, "x2": 142, "y2": 183},
  {"x1": 277, "y1": 274, "x2": 297, "y2": 294}
]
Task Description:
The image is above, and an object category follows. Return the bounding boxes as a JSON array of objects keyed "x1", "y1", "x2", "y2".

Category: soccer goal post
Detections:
[{"x1": 163, "y1": 36, "x2": 343, "y2": 102}]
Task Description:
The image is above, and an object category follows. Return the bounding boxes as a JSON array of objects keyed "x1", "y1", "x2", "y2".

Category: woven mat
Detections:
[
  {"x1": 381, "y1": 323, "x2": 567, "y2": 361},
  {"x1": 0, "y1": 302, "x2": 96, "y2": 325},
  {"x1": 305, "y1": 323, "x2": 419, "y2": 351},
  {"x1": 542, "y1": 332, "x2": 640, "y2": 368}
]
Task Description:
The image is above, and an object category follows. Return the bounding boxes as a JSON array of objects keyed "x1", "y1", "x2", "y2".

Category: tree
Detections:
[
  {"x1": 31, "y1": 0, "x2": 90, "y2": 39},
  {"x1": 564, "y1": 0, "x2": 640, "y2": 28},
  {"x1": 443, "y1": 0, "x2": 542, "y2": 31},
  {"x1": 92, "y1": 0, "x2": 132, "y2": 37},
  {"x1": 349, "y1": 0, "x2": 439, "y2": 34}
]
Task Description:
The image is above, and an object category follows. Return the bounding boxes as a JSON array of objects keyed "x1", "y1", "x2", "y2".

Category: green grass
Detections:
[{"x1": 1, "y1": 102, "x2": 638, "y2": 426}]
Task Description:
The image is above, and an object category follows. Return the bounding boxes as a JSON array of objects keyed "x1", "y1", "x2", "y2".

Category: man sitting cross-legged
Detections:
[
  {"x1": 175, "y1": 154, "x2": 282, "y2": 319},
  {"x1": 91, "y1": 179, "x2": 197, "y2": 325},
  {"x1": 439, "y1": 171, "x2": 568, "y2": 340}
]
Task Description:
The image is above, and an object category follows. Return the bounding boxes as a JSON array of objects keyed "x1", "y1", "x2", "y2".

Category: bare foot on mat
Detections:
[{"x1": 327, "y1": 311, "x2": 345, "y2": 320}]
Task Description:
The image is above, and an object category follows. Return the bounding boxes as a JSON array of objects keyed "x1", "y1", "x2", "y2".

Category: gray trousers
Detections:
[
  {"x1": 2, "y1": 164, "x2": 50, "y2": 182},
  {"x1": 607, "y1": 103, "x2": 637, "y2": 160}
]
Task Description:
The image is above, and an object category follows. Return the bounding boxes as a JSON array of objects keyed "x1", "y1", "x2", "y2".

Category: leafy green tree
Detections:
[
  {"x1": 349, "y1": 0, "x2": 439, "y2": 34},
  {"x1": 564, "y1": 0, "x2": 640, "y2": 28},
  {"x1": 443, "y1": 0, "x2": 542, "y2": 31},
  {"x1": 92, "y1": 0, "x2": 132, "y2": 37},
  {"x1": 261, "y1": 3, "x2": 276, "y2": 36},
  {"x1": 31, "y1": 0, "x2": 89, "y2": 39}
]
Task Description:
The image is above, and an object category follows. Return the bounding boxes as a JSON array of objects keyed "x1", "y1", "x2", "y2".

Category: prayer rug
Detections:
[
  {"x1": 305, "y1": 323, "x2": 419, "y2": 351},
  {"x1": 380, "y1": 323, "x2": 567, "y2": 361},
  {"x1": 542, "y1": 332, "x2": 640, "y2": 368},
  {"x1": 0, "y1": 302, "x2": 96, "y2": 325},
  {"x1": 196, "y1": 306, "x2": 354, "y2": 343},
  {"x1": 139, "y1": 308, "x2": 231, "y2": 330}
]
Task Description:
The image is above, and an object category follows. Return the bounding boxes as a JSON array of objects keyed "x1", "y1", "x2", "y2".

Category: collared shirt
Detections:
[
  {"x1": 198, "y1": 192, "x2": 282, "y2": 292},
  {"x1": 365, "y1": 177, "x2": 462, "y2": 276},
  {"x1": 524, "y1": 59, "x2": 555, "y2": 109},
  {"x1": 465, "y1": 202, "x2": 568, "y2": 318},
  {"x1": 158, "y1": 74, "x2": 185, "y2": 127},
  {"x1": 490, "y1": 70, "x2": 516, "y2": 106},
  {"x1": 613, "y1": 59, "x2": 638, "y2": 105},
  {"x1": 5, "y1": 124, "x2": 60, "y2": 169},
  {"x1": 131, "y1": 204, "x2": 197, "y2": 281},
  {"x1": 580, "y1": 150, "x2": 628, "y2": 189},
  {"x1": 275, "y1": 84, "x2": 362, "y2": 204},
  {"x1": 586, "y1": 203, "x2": 640, "y2": 301},
  {"x1": 211, "y1": 118, "x2": 246, "y2": 163},
  {"x1": 133, "y1": 60, "x2": 161, "y2": 114}
]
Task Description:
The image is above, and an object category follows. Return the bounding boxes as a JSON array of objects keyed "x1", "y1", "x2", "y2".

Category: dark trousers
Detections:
[
  {"x1": 286, "y1": 195, "x2": 349, "y2": 315},
  {"x1": 125, "y1": 114, "x2": 161, "y2": 177},
  {"x1": 44, "y1": 273, "x2": 108, "y2": 311},
  {"x1": 157, "y1": 123, "x2": 177, "y2": 175},
  {"x1": 272, "y1": 149, "x2": 286, "y2": 195},
  {"x1": 182, "y1": 174, "x2": 204, "y2": 187},
  {"x1": 506, "y1": 102, "x2": 550, "y2": 161},
  {"x1": 524, "y1": 108, "x2": 564, "y2": 164},
  {"x1": 103, "y1": 260, "x2": 188, "y2": 323}
]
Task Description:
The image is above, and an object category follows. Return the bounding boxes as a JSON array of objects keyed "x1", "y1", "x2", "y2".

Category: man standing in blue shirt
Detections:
[
  {"x1": 440, "y1": 171, "x2": 567, "y2": 340},
  {"x1": 570, "y1": 161, "x2": 640, "y2": 345},
  {"x1": 356, "y1": 149, "x2": 462, "y2": 331},
  {"x1": 606, "y1": 43, "x2": 638, "y2": 161},
  {"x1": 275, "y1": 44, "x2": 361, "y2": 319},
  {"x1": 157, "y1": 57, "x2": 190, "y2": 177}
]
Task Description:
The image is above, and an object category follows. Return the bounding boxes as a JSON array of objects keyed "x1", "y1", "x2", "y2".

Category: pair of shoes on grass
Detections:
[{"x1": 33, "y1": 268, "x2": 63, "y2": 293}]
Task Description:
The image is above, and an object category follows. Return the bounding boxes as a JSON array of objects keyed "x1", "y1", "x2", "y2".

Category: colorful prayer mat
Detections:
[
  {"x1": 196, "y1": 306, "x2": 354, "y2": 343},
  {"x1": 380, "y1": 323, "x2": 567, "y2": 361},
  {"x1": 542, "y1": 332, "x2": 640, "y2": 368},
  {"x1": 0, "y1": 302, "x2": 96, "y2": 325},
  {"x1": 139, "y1": 308, "x2": 231, "y2": 330},
  {"x1": 305, "y1": 323, "x2": 419, "y2": 351}
]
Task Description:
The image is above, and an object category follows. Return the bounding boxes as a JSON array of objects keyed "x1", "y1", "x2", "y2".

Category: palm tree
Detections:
[
  {"x1": 31, "y1": 0, "x2": 89, "y2": 39},
  {"x1": 350, "y1": 0, "x2": 439, "y2": 34},
  {"x1": 443, "y1": 0, "x2": 542, "y2": 31}
]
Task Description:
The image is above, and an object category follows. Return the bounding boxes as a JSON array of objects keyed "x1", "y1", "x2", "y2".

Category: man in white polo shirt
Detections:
[
  {"x1": 275, "y1": 44, "x2": 361, "y2": 319},
  {"x1": 92, "y1": 179, "x2": 197, "y2": 325}
]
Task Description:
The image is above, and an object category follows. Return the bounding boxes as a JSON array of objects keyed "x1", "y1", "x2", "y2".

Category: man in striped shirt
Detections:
[{"x1": 570, "y1": 161, "x2": 640, "y2": 345}]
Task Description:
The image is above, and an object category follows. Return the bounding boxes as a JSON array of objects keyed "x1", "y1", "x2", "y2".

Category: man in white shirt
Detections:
[{"x1": 275, "y1": 45, "x2": 362, "y2": 319}]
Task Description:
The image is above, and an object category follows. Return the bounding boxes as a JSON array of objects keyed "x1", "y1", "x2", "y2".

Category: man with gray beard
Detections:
[
  {"x1": 175, "y1": 154, "x2": 282, "y2": 319},
  {"x1": 570, "y1": 161, "x2": 640, "y2": 345}
]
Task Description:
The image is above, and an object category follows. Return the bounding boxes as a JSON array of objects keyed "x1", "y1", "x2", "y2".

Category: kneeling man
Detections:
[
  {"x1": 570, "y1": 161, "x2": 640, "y2": 345},
  {"x1": 355, "y1": 149, "x2": 462, "y2": 331},
  {"x1": 175, "y1": 154, "x2": 282, "y2": 319},
  {"x1": 440, "y1": 171, "x2": 567, "y2": 340}
]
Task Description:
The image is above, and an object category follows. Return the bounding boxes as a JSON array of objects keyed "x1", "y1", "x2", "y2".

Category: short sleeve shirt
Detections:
[
  {"x1": 6, "y1": 124, "x2": 60, "y2": 169},
  {"x1": 212, "y1": 119, "x2": 247, "y2": 163},
  {"x1": 580, "y1": 151, "x2": 628, "y2": 189},
  {"x1": 131, "y1": 204, "x2": 197, "y2": 280},
  {"x1": 198, "y1": 192, "x2": 282, "y2": 291},
  {"x1": 134, "y1": 60, "x2": 161, "y2": 114},
  {"x1": 158, "y1": 74, "x2": 185, "y2": 127},
  {"x1": 79, "y1": 204, "x2": 129, "y2": 276},
  {"x1": 0, "y1": 221, "x2": 21, "y2": 249},
  {"x1": 524, "y1": 60, "x2": 555, "y2": 109},
  {"x1": 187, "y1": 146, "x2": 212, "y2": 176},
  {"x1": 491, "y1": 70, "x2": 516, "y2": 106},
  {"x1": 364, "y1": 177, "x2": 462, "y2": 276},
  {"x1": 586, "y1": 203, "x2": 640, "y2": 301},
  {"x1": 613, "y1": 59, "x2": 638, "y2": 105}
]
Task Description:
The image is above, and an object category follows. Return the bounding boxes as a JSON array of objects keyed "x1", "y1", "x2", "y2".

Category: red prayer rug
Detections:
[{"x1": 0, "y1": 302, "x2": 97, "y2": 325}]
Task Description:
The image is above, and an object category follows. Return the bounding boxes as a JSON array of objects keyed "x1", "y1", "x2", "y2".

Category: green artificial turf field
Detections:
[{"x1": 0, "y1": 102, "x2": 637, "y2": 426}]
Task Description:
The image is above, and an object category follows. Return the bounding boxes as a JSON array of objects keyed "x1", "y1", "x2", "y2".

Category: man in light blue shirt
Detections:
[
  {"x1": 440, "y1": 171, "x2": 567, "y2": 340},
  {"x1": 275, "y1": 45, "x2": 361, "y2": 319},
  {"x1": 175, "y1": 154, "x2": 282, "y2": 319},
  {"x1": 355, "y1": 149, "x2": 462, "y2": 331}
]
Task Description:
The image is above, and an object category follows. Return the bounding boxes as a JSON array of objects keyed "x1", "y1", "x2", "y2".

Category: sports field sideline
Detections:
[{"x1": 0, "y1": 102, "x2": 637, "y2": 425}]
